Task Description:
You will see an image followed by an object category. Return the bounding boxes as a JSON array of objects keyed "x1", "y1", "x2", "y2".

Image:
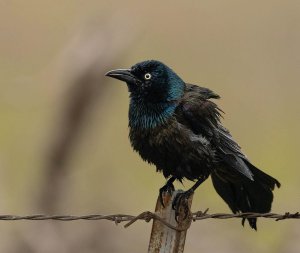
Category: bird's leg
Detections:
[
  {"x1": 159, "y1": 177, "x2": 176, "y2": 207},
  {"x1": 172, "y1": 176, "x2": 208, "y2": 222}
]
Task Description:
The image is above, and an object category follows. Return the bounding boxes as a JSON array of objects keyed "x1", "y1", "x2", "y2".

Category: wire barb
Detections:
[{"x1": 0, "y1": 211, "x2": 298, "y2": 231}]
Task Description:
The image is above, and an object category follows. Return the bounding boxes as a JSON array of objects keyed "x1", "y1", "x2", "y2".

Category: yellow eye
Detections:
[{"x1": 144, "y1": 73, "x2": 151, "y2": 80}]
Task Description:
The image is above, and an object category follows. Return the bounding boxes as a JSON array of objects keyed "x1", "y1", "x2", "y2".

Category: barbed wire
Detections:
[{"x1": 0, "y1": 210, "x2": 298, "y2": 231}]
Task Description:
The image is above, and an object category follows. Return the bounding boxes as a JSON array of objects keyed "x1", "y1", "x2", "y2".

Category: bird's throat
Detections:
[{"x1": 129, "y1": 100, "x2": 177, "y2": 129}]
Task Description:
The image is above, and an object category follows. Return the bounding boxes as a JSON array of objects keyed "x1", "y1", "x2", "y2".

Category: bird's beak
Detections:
[{"x1": 105, "y1": 68, "x2": 136, "y2": 84}]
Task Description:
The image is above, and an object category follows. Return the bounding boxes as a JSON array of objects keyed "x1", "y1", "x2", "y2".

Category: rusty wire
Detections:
[{"x1": 0, "y1": 211, "x2": 298, "y2": 231}]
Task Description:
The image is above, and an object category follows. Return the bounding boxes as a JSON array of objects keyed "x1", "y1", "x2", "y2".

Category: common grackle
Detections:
[{"x1": 106, "y1": 60, "x2": 280, "y2": 229}]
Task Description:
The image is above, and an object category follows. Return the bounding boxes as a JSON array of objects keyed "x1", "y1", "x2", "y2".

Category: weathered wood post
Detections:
[{"x1": 148, "y1": 190, "x2": 193, "y2": 253}]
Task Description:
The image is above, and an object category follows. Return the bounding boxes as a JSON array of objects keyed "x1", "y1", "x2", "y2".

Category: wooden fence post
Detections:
[{"x1": 148, "y1": 190, "x2": 193, "y2": 253}]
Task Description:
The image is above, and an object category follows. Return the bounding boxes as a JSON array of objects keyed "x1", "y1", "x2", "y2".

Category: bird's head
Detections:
[
  {"x1": 105, "y1": 60, "x2": 185, "y2": 103},
  {"x1": 106, "y1": 60, "x2": 185, "y2": 128}
]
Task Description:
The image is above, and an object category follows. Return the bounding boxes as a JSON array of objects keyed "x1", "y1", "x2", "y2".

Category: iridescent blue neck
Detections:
[{"x1": 129, "y1": 100, "x2": 177, "y2": 129}]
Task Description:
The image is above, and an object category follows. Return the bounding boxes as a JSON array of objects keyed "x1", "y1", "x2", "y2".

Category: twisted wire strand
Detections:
[{"x1": 0, "y1": 211, "x2": 298, "y2": 231}]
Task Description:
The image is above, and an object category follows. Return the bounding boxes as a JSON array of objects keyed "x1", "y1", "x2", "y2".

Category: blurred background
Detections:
[{"x1": 0, "y1": 0, "x2": 299, "y2": 252}]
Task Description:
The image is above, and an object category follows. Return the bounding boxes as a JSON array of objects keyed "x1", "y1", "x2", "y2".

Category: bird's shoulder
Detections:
[
  {"x1": 183, "y1": 83, "x2": 220, "y2": 100},
  {"x1": 175, "y1": 83, "x2": 222, "y2": 135}
]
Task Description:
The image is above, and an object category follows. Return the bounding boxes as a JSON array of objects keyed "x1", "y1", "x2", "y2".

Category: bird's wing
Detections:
[
  {"x1": 178, "y1": 84, "x2": 222, "y2": 138},
  {"x1": 179, "y1": 84, "x2": 253, "y2": 180}
]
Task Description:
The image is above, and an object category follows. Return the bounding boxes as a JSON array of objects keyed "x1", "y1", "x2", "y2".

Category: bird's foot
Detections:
[
  {"x1": 172, "y1": 190, "x2": 193, "y2": 222},
  {"x1": 159, "y1": 182, "x2": 175, "y2": 207}
]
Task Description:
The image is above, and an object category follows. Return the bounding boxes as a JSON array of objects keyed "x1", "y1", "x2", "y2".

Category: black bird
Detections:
[{"x1": 106, "y1": 60, "x2": 280, "y2": 229}]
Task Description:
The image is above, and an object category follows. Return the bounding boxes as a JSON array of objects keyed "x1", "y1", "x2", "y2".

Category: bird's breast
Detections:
[{"x1": 129, "y1": 118, "x2": 214, "y2": 180}]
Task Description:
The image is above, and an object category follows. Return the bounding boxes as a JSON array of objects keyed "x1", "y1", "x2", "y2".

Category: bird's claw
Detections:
[
  {"x1": 159, "y1": 183, "x2": 175, "y2": 207},
  {"x1": 172, "y1": 190, "x2": 193, "y2": 222}
]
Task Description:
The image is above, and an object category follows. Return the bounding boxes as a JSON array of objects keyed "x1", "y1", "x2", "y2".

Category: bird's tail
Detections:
[{"x1": 211, "y1": 160, "x2": 280, "y2": 230}]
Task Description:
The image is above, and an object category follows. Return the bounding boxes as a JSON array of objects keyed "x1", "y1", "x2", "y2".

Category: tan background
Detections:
[{"x1": 0, "y1": 0, "x2": 299, "y2": 252}]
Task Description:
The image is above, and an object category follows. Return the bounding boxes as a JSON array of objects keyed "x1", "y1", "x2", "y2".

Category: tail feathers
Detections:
[
  {"x1": 211, "y1": 162, "x2": 280, "y2": 230},
  {"x1": 244, "y1": 160, "x2": 281, "y2": 189}
]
